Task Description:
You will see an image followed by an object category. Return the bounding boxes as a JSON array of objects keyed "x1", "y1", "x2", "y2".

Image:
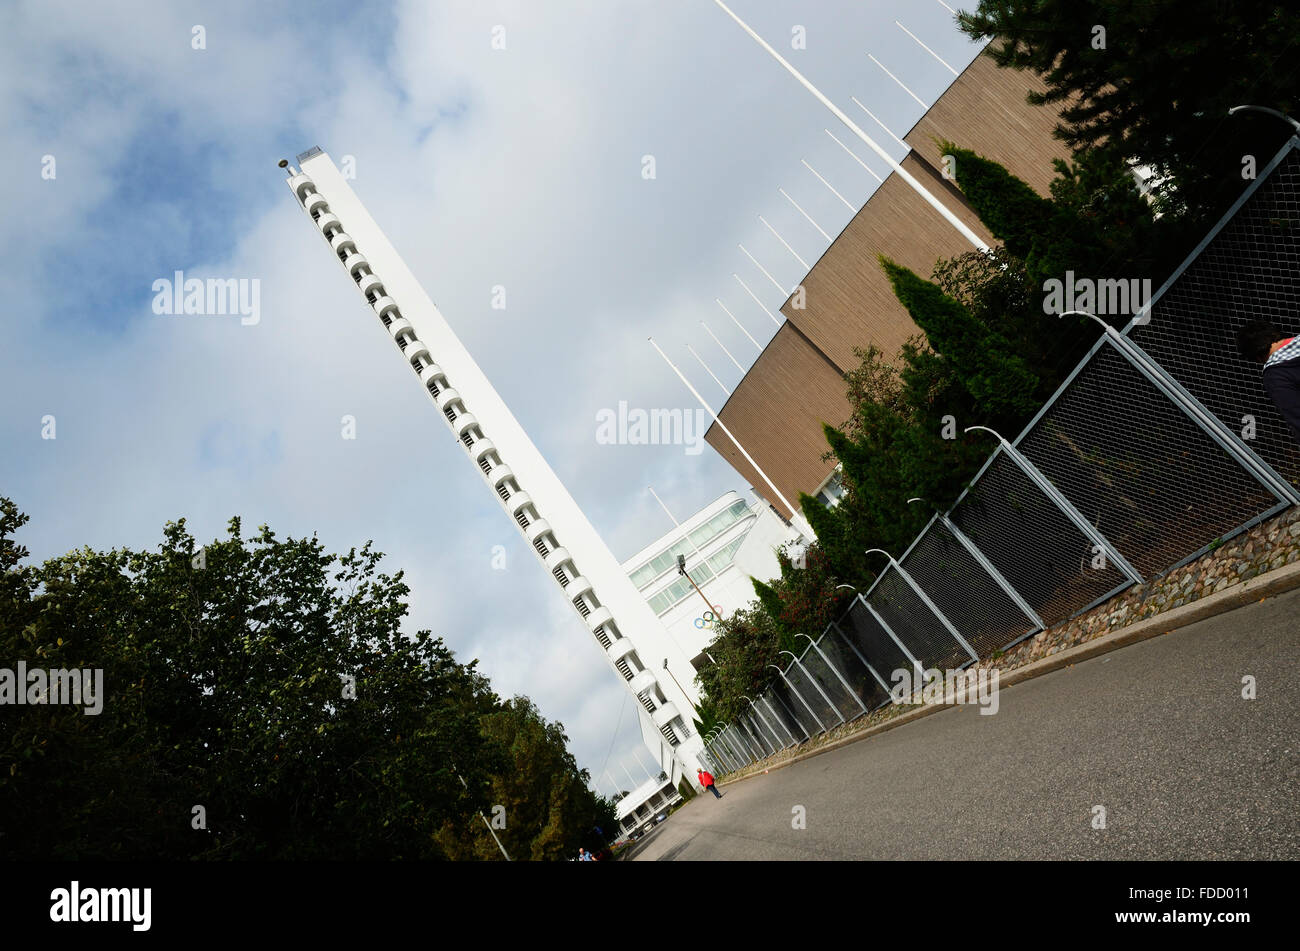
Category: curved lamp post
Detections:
[{"x1": 1228, "y1": 104, "x2": 1300, "y2": 133}]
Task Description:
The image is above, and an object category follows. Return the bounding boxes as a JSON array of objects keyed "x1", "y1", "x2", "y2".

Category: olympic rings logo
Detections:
[{"x1": 693, "y1": 608, "x2": 724, "y2": 630}]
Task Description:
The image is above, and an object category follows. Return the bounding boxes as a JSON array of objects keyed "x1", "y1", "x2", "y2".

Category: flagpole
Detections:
[
  {"x1": 712, "y1": 0, "x2": 988, "y2": 252},
  {"x1": 648, "y1": 337, "x2": 816, "y2": 541}
]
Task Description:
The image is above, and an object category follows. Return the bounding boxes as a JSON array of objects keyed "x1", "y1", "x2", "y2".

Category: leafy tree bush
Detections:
[
  {"x1": 0, "y1": 498, "x2": 608, "y2": 860},
  {"x1": 880, "y1": 256, "x2": 1042, "y2": 425},
  {"x1": 956, "y1": 0, "x2": 1298, "y2": 239},
  {"x1": 694, "y1": 543, "x2": 850, "y2": 720},
  {"x1": 939, "y1": 141, "x2": 1170, "y2": 292},
  {"x1": 436, "y1": 697, "x2": 617, "y2": 861},
  {"x1": 694, "y1": 603, "x2": 786, "y2": 723}
]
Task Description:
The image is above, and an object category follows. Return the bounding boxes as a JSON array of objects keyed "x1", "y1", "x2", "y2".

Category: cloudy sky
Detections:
[{"x1": 0, "y1": 0, "x2": 984, "y2": 792}]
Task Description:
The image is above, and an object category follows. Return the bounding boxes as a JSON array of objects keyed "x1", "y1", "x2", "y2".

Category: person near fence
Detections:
[
  {"x1": 1236, "y1": 319, "x2": 1300, "y2": 443},
  {"x1": 697, "y1": 768, "x2": 722, "y2": 799}
]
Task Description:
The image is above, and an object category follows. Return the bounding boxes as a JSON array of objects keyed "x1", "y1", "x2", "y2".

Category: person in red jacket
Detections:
[{"x1": 697, "y1": 768, "x2": 722, "y2": 799}]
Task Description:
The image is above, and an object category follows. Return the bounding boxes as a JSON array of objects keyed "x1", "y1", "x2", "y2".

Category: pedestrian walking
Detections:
[{"x1": 697, "y1": 768, "x2": 722, "y2": 799}]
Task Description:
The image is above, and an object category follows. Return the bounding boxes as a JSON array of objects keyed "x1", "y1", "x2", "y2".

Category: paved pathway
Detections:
[{"x1": 634, "y1": 588, "x2": 1300, "y2": 860}]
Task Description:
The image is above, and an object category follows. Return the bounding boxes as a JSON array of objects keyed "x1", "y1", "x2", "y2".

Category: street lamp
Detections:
[
  {"x1": 677, "y1": 553, "x2": 721, "y2": 622},
  {"x1": 662, "y1": 657, "x2": 696, "y2": 719}
]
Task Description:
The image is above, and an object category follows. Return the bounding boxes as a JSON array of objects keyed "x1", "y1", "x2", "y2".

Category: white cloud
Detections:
[{"x1": 1, "y1": 0, "x2": 982, "y2": 776}]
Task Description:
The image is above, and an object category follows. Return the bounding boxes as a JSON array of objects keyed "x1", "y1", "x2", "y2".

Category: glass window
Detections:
[
  {"x1": 631, "y1": 500, "x2": 754, "y2": 590},
  {"x1": 705, "y1": 533, "x2": 747, "y2": 574},
  {"x1": 817, "y1": 470, "x2": 845, "y2": 508}
]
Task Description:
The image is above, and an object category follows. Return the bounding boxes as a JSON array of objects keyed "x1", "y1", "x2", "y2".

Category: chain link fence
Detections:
[
  {"x1": 1126, "y1": 138, "x2": 1300, "y2": 491},
  {"x1": 702, "y1": 136, "x2": 1300, "y2": 777}
]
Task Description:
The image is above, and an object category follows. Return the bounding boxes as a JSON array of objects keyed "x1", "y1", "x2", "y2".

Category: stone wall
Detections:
[{"x1": 993, "y1": 505, "x2": 1300, "y2": 671}]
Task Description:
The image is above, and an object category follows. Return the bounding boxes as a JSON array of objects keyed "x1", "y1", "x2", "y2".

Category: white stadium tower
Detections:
[{"x1": 282, "y1": 148, "x2": 706, "y2": 789}]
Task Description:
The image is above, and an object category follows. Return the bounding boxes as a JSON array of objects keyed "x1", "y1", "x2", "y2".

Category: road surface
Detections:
[{"x1": 634, "y1": 588, "x2": 1300, "y2": 860}]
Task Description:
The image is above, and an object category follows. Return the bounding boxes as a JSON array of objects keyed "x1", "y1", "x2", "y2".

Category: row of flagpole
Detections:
[{"x1": 649, "y1": 1, "x2": 987, "y2": 543}]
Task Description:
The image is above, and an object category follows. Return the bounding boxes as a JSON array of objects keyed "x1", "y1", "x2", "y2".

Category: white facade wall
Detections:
[
  {"x1": 623, "y1": 491, "x2": 802, "y2": 668},
  {"x1": 284, "y1": 149, "x2": 705, "y2": 787}
]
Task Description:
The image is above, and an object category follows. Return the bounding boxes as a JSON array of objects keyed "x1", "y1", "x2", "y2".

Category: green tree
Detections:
[
  {"x1": 929, "y1": 246, "x2": 1080, "y2": 400},
  {"x1": 694, "y1": 545, "x2": 850, "y2": 723},
  {"x1": 435, "y1": 696, "x2": 618, "y2": 861},
  {"x1": 880, "y1": 257, "x2": 1043, "y2": 427},
  {"x1": 939, "y1": 141, "x2": 1169, "y2": 291},
  {"x1": 0, "y1": 498, "x2": 608, "y2": 861},
  {"x1": 694, "y1": 604, "x2": 786, "y2": 723},
  {"x1": 691, "y1": 695, "x2": 723, "y2": 738},
  {"x1": 956, "y1": 1, "x2": 1298, "y2": 237}
]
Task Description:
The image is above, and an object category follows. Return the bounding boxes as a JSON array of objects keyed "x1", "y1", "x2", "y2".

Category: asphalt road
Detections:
[{"x1": 633, "y1": 588, "x2": 1300, "y2": 860}]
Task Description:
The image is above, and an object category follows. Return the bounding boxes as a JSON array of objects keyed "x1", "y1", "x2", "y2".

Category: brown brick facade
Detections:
[{"x1": 705, "y1": 53, "x2": 1071, "y2": 514}]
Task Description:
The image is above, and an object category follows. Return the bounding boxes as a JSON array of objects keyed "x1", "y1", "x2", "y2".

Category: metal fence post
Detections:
[
  {"x1": 747, "y1": 695, "x2": 788, "y2": 750},
  {"x1": 702, "y1": 745, "x2": 720, "y2": 775},
  {"x1": 786, "y1": 650, "x2": 846, "y2": 726},
  {"x1": 771, "y1": 663, "x2": 827, "y2": 734},
  {"x1": 720, "y1": 734, "x2": 743, "y2": 771},
  {"x1": 967, "y1": 426, "x2": 1145, "y2": 585},
  {"x1": 728, "y1": 722, "x2": 760, "y2": 763},
  {"x1": 760, "y1": 691, "x2": 799, "y2": 746},
  {"x1": 1102, "y1": 327, "x2": 1300, "y2": 505},
  {"x1": 745, "y1": 713, "x2": 774, "y2": 756},
  {"x1": 711, "y1": 729, "x2": 736, "y2": 770},
  {"x1": 941, "y1": 514, "x2": 1047, "y2": 632},
  {"x1": 869, "y1": 550, "x2": 980, "y2": 664},
  {"x1": 713, "y1": 734, "x2": 739, "y2": 773},
  {"x1": 859, "y1": 594, "x2": 924, "y2": 693},
  {"x1": 703, "y1": 740, "x2": 726, "y2": 774},
  {"x1": 766, "y1": 675, "x2": 814, "y2": 740},
  {"x1": 702, "y1": 737, "x2": 722, "y2": 774},
  {"x1": 828, "y1": 620, "x2": 894, "y2": 699},
  {"x1": 722, "y1": 724, "x2": 750, "y2": 764},
  {"x1": 801, "y1": 633, "x2": 870, "y2": 717}
]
